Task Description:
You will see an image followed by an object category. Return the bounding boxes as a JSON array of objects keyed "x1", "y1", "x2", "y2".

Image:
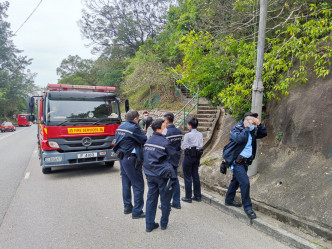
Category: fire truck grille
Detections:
[
  {"x1": 68, "y1": 157, "x2": 105, "y2": 164},
  {"x1": 50, "y1": 135, "x2": 115, "y2": 152}
]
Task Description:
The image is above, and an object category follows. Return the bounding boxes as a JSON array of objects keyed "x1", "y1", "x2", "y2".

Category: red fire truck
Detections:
[
  {"x1": 27, "y1": 84, "x2": 129, "y2": 174},
  {"x1": 17, "y1": 114, "x2": 31, "y2": 126}
]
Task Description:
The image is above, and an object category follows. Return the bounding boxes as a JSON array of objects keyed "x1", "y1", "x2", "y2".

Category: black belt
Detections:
[
  {"x1": 235, "y1": 155, "x2": 253, "y2": 164},
  {"x1": 184, "y1": 147, "x2": 203, "y2": 157}
]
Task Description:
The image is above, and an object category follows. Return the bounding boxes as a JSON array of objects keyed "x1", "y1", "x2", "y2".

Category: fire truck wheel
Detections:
[
  {"x1": 105, "y1": 161, "x2": 114, "y2": 167},
  {"x1": 42, "y1": 167, "x2": 52, "y2": 174}
]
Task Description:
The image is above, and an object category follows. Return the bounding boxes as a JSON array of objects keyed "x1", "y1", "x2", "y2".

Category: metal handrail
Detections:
[
  {"x1": 176, "y1": 82, "x2": 191, "y2": 98},
  {"x1": 183, "y1": 84, "x2": 190, "y2": 98},
  {"x1": 174, "y1": 94, "x2": 197, "y2": 118},
  {"x1": 175, "y1": 87, "x2": 199, "y2": 129}
]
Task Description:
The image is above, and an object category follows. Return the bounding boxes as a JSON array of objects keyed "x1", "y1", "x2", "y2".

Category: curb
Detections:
[
  {"x1": 199, "y1": 183, "x2": 332, "y2": 242},
  {"x1": 178, "y1": 180, "x2": 322, "y2": 249}
]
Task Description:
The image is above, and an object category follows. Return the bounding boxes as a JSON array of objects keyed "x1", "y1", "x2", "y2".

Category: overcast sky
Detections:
[{"x1": 7, "y1": 0, "x2": 95, "y2": 87}]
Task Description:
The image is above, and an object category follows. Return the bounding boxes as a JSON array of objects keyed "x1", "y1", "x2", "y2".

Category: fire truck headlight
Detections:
[
  {"x1": 48, "y1": 141, "x2": 60, "y2": 148},
  {"x1": 45, "y1": 156, "x2": 62, "y2": 163}
]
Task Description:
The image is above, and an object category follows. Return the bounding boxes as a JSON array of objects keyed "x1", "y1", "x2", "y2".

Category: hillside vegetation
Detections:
[
  {"x1": 1, "y1": 1, "x2": 331, "y2": 119},
  {"x1": 56, "y1": 0, "x2": 332, "y2": 118}
]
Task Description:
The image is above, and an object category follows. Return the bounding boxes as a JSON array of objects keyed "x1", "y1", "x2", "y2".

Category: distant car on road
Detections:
[
  {"x1": 17, "y1": 114, "x2": 31, "y2": 127},
  {"x1": 1, "y1": 122, "x2": 16, "y2": 132}
]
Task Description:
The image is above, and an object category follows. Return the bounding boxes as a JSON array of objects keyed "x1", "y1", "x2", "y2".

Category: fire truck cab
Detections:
[{"x1": 27, "y1": 84, "x2": 127, "y2": 174}]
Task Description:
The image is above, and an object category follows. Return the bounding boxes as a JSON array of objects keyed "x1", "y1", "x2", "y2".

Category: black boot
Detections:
[{"x1": 124, "y1": 204, "x2": 133, "y2": 214}]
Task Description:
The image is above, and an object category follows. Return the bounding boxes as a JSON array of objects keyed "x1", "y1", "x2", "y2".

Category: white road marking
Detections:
[
  {"x1": 24, "y1": 172, "x2": 30, "y2": 179},
  {"x1": 0, "y1": 127, "x2": 29, "y2": 141}
]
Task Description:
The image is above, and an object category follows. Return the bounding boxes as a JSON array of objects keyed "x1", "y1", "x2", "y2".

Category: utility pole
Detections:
[{"x1": 248, "y1": 0, "x2": 268, "y2": 177}]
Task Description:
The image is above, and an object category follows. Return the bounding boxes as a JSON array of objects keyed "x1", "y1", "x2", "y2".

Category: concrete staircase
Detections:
[
  {"x1": 179, "y1": 84, "x2": 192, "y2": 99},
  {"x1": 196, "y1": 103, "x2": 219, "y2": 143},
  {"x1": 177, "y1": 102, "x2": 219, "y2": 145}
]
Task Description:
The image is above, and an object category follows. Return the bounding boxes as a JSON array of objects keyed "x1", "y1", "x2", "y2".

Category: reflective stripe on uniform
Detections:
[
  {"x1": 116, "y1": 128, "x2": 133, "y2": 134},
  {"x1": 144, "y1": 143, "x2": 166, "y2": 150},
  {"x1": 165, "y1": 134, "x2": 182, "y2": 139}
]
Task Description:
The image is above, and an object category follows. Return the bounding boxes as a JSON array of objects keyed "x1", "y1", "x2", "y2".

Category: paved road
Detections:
[
  {"x1": 0, "y1": 125, "x2": 36, "y2": 225},
  {"x1": 0, "y1": 127, "x2": 289, "y2": 249}
]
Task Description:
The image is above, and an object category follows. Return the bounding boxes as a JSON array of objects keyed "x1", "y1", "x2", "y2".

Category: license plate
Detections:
[{"x1": 77, "y1": 152, "x2": 97, "y2": 159}]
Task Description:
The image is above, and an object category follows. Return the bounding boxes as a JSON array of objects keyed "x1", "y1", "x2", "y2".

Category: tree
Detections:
[
  {"x1": 93, "y1": 56, "x2": 127, "y2": 89},
  {"x1": 57, "y1": 55, "x2": 98, "y2": 86},
  {"x1": 0, "y1": 1, "x2": 36, "y2": 119},
  {"x1": 56, "y1": 54, "x2": 126, "y2": 89},
  {"x1": 175, "y1": 2, "x2": 332, "y2": 118},
  {"x1": 79, "y1": 0, "x2": 176, "y2": 56},
  {"x1": 56, "y1": 55, "x2": 94, "y2": 79}
]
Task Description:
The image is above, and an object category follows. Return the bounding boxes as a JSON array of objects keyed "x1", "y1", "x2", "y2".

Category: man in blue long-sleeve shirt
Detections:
[
  {"x1": 223, "y1": 112, "x2": 267, "y2": 219},
  {"x1": 113, "y1": 110, "x2": 147, "y2": 219},
  {"x1": 181, "y1": 117, "x2": 203, "y2": 203}
]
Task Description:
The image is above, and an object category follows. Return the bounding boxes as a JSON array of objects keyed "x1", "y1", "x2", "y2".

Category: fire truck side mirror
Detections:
[
  {"x1": 27, "y1": 97, "x2": 35, "y2": 114},
  {"x1": 26, "y1": 114, "x2": 35, "y2": 122},
  {"x1": 125, "y1": 99, "x2": 130, "y2": 113}
]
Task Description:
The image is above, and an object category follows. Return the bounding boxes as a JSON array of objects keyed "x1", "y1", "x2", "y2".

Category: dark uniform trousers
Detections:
[
  {"x1": 120, "y1": 156, "x2": 145, "y2": 216},
  {"x1": 225, "y1": 162, "x2": 252, "y2": 211},
  {"x1": 145, "y1": 176, "x2": 173, "y2": 230},
  {"x1": 172, "y1": 169, "x2": 180, "y2": 207},
  {"x1": 182, "y1": 155, "x2": 201, "y2": 199}
]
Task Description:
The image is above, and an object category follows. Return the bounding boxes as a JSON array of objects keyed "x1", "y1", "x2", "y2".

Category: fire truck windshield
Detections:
[{"x1": 46, "y1": 98, "x2": 120, "y2": 124}]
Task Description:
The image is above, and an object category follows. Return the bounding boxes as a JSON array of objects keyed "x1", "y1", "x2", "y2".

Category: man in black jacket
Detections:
[
  {"x1": 163, "y1": 112, "x2": 182, "y2": 209},
  {"x1": 143, "y1": 119, "x2": 176, "y2": 232},
  {"x1": 113, "y1": 110, "x2": 147, "y2": 219},
  {"x1": 223, "y1": 112, "x2": 267, "y2": 219}
]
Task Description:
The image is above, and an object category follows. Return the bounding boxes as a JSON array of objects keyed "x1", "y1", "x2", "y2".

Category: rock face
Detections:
[
  {"x1": 268, "y1": 74, "x2": 332, "y2": 158},
  {"x1": 199, "y1": 72, "x2": 332, "y2": 229}
]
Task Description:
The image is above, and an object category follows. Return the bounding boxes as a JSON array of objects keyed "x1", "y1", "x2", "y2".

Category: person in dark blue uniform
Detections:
[
  {"x1": 223, "y1": 112, "x2": 267, "y2": 219},
  {"x1": 163, "y1": 112, "x2": 183, "y2": 209},
  {"x1": 181, "y1": 117, "x2": 203, "y2": 203},
  {"x1": 113, "y1": 110, "x2": 147, "y2": 219},
  {"x1": 143, "y1": 119, "x2": 177, "y2": 232}
]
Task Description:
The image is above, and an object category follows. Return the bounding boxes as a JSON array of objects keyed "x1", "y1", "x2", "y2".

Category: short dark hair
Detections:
[
  {"x1": 145, "y1": 117, "x2": 153, "y2": 129},
  {"x1": 187, "y1": 117, "x2": 198, "y2": 129},
  {"x1": 151, "y1": 119, "x2": 164, "y2": 132},
  {"x1": 163, "y1": 112, "x2": 174, "y2": 123},
  {"x1": 126, "y1": 110, "x2": 139, "y2": 121},
  {"x1": 244, "y1": 112, "x2": 258, "y2": 119},
  {"x1": 143, "y1": 111, "x2": 149, "y2": 115}
]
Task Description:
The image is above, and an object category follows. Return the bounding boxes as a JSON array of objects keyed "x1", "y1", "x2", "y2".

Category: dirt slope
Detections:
[{"x1": 199, "y1": 72, "x2": 332, "y2": 228}]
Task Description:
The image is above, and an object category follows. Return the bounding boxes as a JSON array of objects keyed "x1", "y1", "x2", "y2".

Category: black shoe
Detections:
[
  {"x1": 146, "y1": 223, "x2": 159, "y2": 232},
  {"x1": 192, "y1": 196, "x2": 201, "y2": 202},
  {"x1": 161, "y1": 226, "x2": 167, "y2": 230},
  {"x1": 181, "y1": 197, "x2": 192, "y2": 203},
  {"x1": 171, "y1": 203, "x2": 181, "y2": 209},
  {"x1": 245, "y1": 210, "x2": 257, "y2": 219},
  {"x1": 124, "y1": 204, "x2": 133, "y2": 214},
  {"x1": 132, "y1": 212, "x2": 146, "y2": 219},
  {"x1": 225, "y1": 200, "x2": 242, "y2": 207},
  {"x1": 158, "y1": 204, "x2": 172, "y2": 211}
]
